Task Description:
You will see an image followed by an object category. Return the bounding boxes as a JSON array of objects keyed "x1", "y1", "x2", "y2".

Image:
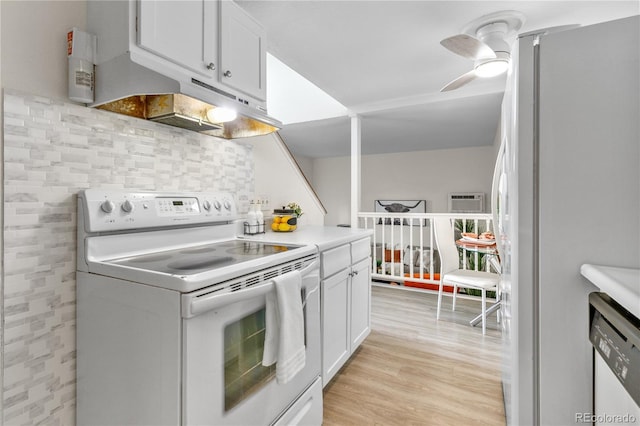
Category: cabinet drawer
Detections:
[
  {"x1": 273, "y1": 377, "x2": 322, "y2": 426},
  {"x1": 321, "y1": 244, "x2": 350, "y2": 278},
  {"x1": 351, "y1": 238, "x2": 371, "y2": 263}
]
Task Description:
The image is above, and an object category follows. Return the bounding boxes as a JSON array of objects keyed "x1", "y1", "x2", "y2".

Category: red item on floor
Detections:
[{"x1": 403, "y1": 273, "x2": 458, "y2": 293}]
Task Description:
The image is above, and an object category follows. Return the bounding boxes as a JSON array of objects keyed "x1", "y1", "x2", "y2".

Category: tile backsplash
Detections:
[{"x1": 2, "y1": 90, "x2": 255, "y2": 425}]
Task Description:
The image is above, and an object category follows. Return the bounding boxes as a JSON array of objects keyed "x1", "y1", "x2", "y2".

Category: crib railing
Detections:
[{"x1": 357, "y1": 212, "x2": 496, "y2": 294}]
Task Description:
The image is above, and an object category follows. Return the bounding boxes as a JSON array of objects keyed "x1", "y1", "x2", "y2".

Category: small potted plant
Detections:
[{"x1": 287, "y1": 202, "x2": 303, "y2": 218}]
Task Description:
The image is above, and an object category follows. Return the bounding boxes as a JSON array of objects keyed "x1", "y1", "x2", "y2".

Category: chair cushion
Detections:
[{"x1": 443, "y1": 269, "x2": 499, "y2": 290}]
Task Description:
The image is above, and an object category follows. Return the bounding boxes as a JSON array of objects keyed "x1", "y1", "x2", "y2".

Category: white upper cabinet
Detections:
[
  {"x1": 137, "y1": 0, "x2": 218, "y2": 79},
  {"x1": 88, "y1": 0, "x2": 267, "y2": 104},
  {"x1": 219, "y1": 0, "x2": 267, "y2": 101}
]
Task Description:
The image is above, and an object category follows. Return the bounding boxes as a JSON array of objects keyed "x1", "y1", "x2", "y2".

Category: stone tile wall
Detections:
[{"x1": 2, "y1": 90, "x2": 254, "y2": 425}]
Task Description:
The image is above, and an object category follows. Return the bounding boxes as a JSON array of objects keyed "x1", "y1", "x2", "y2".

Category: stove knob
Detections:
[
  {"x1": 121, "y1": 200, "x2": 135, "y2": 213},
  {"x1": 213, "y1": 200, "x2": 222, "y2": 211},
  {"x1": 100, "y1": 200, "x2": 115, "y2": 213},
  {"x1": 202, "y1": 200, "x2": 212, "y2": 211},
  {"x1": 224, "y1": 200, "x2": 232, "y2": 211}
]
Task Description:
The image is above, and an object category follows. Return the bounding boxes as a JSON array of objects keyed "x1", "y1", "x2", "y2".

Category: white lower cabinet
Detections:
[
  {"x1": 321, "y1": 268, "x2": 351, "y2": 384},
  {"x1": 350, "y1": 257, "x2": 371, "y2": 350},
  {"x1": 320, "y1": 237, "x2": 371, "y2": 386}
]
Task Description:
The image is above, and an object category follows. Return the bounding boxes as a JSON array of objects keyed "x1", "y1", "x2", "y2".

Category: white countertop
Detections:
[
  {"x1": 581, "y1": 263, "x2": 640, "y2": 319},
  {"x1": 239, "y1": 225, "x2": 373, "y2": 252}
]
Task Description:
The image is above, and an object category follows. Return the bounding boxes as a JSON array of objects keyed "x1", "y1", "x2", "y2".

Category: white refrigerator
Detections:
[{"x1": 498, "y1": 15, "x2": 640, "y2": 425}]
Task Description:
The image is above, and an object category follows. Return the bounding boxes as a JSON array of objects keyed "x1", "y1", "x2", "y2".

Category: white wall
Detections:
[
  {"x1": 311, "y1": 156, "x2": 351, "y2": 225},
  {"x1": 312, "y1": 145, "x2": 497, "y2": 225},
  {"x1": 362, "y1": 146, "x2": 496, "y2": 213},
  {"x1": 1, "y1": 1, "x2": 86, "y2": 101},
  {"x1": 244, "y1": 134, "x2": 326, "y2": 226},
  {"x1": 1, "y1": 2, "x2": 87, "y2": 423},
  {"x1": 294, "y1": 154, "x2": 314, "y2": 186}
]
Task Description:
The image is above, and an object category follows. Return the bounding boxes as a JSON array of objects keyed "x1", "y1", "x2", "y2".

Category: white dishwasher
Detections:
[{"x1": 589, "y1": 292, "x2": 640, "y2": 426}]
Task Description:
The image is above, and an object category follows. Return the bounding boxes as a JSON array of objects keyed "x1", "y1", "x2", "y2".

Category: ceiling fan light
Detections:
[
  {"x1": 474, "y1": 58, "x2": 509, "y2": 78},
  {"x1": 206, "y1": 107, "x2": 238, "y2": 123}
]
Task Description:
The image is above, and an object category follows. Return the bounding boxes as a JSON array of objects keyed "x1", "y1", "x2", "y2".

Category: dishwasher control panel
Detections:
[{"x1": 589, "y1": 292, "x2": 640, "y2": 406}]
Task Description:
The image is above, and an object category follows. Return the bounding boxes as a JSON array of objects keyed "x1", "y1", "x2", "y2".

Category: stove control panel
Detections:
[
  {"x1": 156, "y1": 197, "x2": 200, "y2": 216},
  {"x1": 78, "y1": 189, "x2": 238, "y2": 232}
]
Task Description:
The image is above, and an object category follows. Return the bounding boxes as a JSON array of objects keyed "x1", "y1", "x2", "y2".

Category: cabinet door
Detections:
[
  {"x1": 219, "y1": 0, "x2": 267, "y2": 100},
  {"x1": 350, "y1": 258, "x2": 371, "y2": 351},
  {"x1": 138, "y1": 0, "x2": 217, "y2": 78},
  {"x1": 321, "y1": 269, "x2": 351, "y2": 386}
]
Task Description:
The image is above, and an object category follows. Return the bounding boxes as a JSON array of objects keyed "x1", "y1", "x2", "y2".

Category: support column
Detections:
[{"x1": 350, "y1": 114, "x2": 361, "y2": 228}]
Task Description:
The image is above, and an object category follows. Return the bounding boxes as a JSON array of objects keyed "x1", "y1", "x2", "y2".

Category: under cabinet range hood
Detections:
[{"x1": 91, "y1": 53, "x2": 281, "y2": 139}]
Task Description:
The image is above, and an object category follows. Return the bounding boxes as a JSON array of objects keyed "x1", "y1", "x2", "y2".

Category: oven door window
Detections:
[
  {"x1": 182, "y1": 272, "x2": 321, "y2": 426},
  {"x1": 224, "y1": 307, "x2": 275, "y2": 411}
]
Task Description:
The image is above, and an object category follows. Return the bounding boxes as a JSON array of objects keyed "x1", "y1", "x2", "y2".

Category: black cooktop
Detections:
[{"x1": 110, "y1": 240, "x2": 302, "y2": 275}]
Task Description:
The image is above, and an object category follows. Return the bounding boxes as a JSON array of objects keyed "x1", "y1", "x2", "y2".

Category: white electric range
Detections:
[{"x1": 76, "y1": 189, "x2": 323, "y2": 426}]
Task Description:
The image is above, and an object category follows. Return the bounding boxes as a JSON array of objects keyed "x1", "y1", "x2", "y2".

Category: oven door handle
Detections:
[{"x1": 183, "y1": 260, "x2": 319, "y2": 318}]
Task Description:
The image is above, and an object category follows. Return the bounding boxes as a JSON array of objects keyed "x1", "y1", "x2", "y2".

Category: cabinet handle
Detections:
[
  {"x1": 224, "y1": 70, "x2": 232, "y2": 78},
  {"x1": 206, "y1": 62, "x2": 216, "y2": 71}
]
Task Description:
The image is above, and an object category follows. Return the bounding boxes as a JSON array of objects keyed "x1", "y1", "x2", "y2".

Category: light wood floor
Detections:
[{"x1": 322, "y1": 284, "x2": 505, "y2": 425}]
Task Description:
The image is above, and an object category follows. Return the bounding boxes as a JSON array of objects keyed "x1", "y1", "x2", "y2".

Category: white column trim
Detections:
[{"x1": 350, "y1": 115, "x2": 361, "y2": 228}]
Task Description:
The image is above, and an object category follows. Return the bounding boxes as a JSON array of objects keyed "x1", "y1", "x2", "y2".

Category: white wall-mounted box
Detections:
[{"x1": 448, "y1": 193, "x2": 484, "y2": 213}]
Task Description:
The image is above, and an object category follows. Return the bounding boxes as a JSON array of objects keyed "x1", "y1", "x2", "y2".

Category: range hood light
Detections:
[
  {"x1": 206, "y1": 107, "x2": 238, "y2": 123},
  {"x1": 97, "y1": 94, "x2": 279, "y2": 139}
]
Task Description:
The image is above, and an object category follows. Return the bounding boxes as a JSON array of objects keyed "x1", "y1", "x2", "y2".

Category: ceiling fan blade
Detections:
[
  {"x1": 440, "y1": 70, "x2": 478, "y2": 92},
  {"x1": 440, "y1": 34, "x2": 497, "y2": 60}
]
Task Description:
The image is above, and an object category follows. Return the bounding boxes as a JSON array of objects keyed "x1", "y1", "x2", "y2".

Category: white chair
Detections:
[{"x1": 432, "y1": 217, "x2": 500, "y2": 335}]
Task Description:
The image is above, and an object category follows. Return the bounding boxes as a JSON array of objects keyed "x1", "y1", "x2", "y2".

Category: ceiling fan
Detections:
[{"x1": 440, "y1": 11, "x2": 525, "y2": 92}]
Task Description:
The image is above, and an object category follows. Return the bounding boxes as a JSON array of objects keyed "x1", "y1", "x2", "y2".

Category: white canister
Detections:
[{"x1": 67, "y1": 28, "x2": 96, "y2": 103}]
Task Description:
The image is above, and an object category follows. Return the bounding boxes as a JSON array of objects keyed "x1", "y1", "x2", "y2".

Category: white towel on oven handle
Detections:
[
  {"x1": 262, "y1": 289, "x2": 279, "y2": 367},
  {"x1": 262, "y1": 270, "x2": 306, "y2": 384}
]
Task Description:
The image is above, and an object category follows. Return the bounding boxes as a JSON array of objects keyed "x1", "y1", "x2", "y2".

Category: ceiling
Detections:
[{"x1": 237, "y1": 1, "x2": 639, "y2": 158}]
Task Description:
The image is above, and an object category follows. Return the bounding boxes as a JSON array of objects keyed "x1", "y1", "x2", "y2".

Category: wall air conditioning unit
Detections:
[{"x1": 448, "y1": 193, "x2": 484, "y2": 213}]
